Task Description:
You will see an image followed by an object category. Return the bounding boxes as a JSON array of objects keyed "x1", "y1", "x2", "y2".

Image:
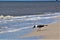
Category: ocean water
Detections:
[
  {"x1": 0, "y1": 13, "x2": 60, "y2": 39},
  {"x1": 0, "y1": 2, "x2": 60, "y2": 39},
  {"x1": 0, "y1": 2, "x2": 60, "y2": 16}
]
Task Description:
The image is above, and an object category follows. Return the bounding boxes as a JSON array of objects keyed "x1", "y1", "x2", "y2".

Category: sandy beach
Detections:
[{"x1": 19, "y1": 16, "x2": 60, "y2": 40}]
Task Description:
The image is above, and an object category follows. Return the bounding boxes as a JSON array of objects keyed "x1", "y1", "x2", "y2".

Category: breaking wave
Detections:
[{"x1": 0, "y1": 12, "x2": 60, "y2": 34}]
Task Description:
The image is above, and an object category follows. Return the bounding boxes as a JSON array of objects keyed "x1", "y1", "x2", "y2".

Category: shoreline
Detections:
[{"x1": 19, "y1": 18, "x2": 60, "y2": 39}]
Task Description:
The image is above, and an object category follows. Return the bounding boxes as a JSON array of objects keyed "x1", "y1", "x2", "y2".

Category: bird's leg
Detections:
[
  {"x1": 37, "y1": 28, "x2": 41, "y2": 32},
  {"x1": 39, "y1": 28, "x2": 42, "y2": 31}
]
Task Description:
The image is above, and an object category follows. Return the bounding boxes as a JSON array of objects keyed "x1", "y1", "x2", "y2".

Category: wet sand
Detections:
[
  {"x1": 19, "y1": 16, "x2": 60, "y2": 39},
  {"x1": 57, "y1": 16, "x2": 60, "y2": 18}
]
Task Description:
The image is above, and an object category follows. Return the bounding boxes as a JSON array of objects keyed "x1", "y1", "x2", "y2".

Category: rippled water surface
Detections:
[{"x1": 0, "y1": 13, "x2": 60, "y2": 39}]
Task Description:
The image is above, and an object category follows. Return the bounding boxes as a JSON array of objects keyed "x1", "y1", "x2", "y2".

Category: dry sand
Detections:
[{"x1": 19, "y1": 16, "x2": 60, "y2": 40}]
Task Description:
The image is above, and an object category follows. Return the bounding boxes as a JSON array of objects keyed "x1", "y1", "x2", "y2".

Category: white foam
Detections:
[
  {"x1": 0, "y1": 21, "x2": 1, "y2": 23},
  {"x1": 0, "y1": 26, "x2": 33, "y2": 34},
  {"x1": 0, "y1": 26, "x2": 8, "y2": 29},
  {"x1": 0, "y1": 12, "x2": 60, "y2": 34},
  {"x1": 4, "y1": 16, "x2": 57, "y2": 22},
  {"x1": 6, "y1": 19, "x2": 14, "y2": 21},
  {"x1": 0, "y1": 15, "x2": 60, "y2": 23}
]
